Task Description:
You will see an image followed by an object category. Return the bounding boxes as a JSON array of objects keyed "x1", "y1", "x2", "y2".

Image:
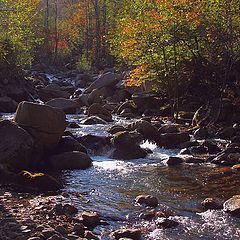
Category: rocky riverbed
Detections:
[{"x1": 0, "y1": 69, "x2": 240, "y2": 239}]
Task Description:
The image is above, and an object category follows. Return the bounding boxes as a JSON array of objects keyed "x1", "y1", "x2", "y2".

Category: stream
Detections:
[
  {"x1": 1, "y1": 72, "x2": 240, "y2": 239},
  {"x1": 59, "y1": 114, "x2": 240, "y2": 239}
]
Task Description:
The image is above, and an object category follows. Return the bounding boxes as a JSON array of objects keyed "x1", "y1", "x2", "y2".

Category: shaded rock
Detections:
[
  {"x1": 49, "y1": 151, "x2": 92, "y2": 170},
  {"x1": 112, "y1": 228, "x2": 141, "y2": 240},
  {"x1": 81, "y1": 116, "x2": 107, "y2": 125},
  {"x1": 114, "y1": 101, "x2": 136, "y2": 115},
  {"x1": 88, "y1": 103, "x2": 112, "y2": 122},
  {"x1": 211, "y1": 152, "x2": 240, "y2": 166},
  {"x1": 73, "y1": 223, "x2": 85, "y2": 236},
  {"x1": 136, "y1": 195, "x2": 158, "y2": 207},
  {"x1": 84, "y1": 231, "x2": 100, "y2": 240},
  {"x1": 55, "y1": 136, "x2": 87, "y2": 154},
  {"x1": 108, "y1": 125, "x2": 127, "y2": 135},
  {"x1": 82, "y1": 211, "x2": 101, "y2": 227},
  {"x1": 132, "y1": 93, "x2": 158, "y2": 110},
  {"x1": 111, "y1": 131, "x2": 147, "y2": 160},
  {"x1": 185, "y1": 157, "x2": 205, "y2": 164},
  {"x1": 156, "y1": 132, "x2": 190, "y2": 149},
  {"x1": 112, "y1": 131, "x2": 143, "y2": 149},
  {"x1": 55, "y1": 225, "x2": 68, "y2": 235},
  {"x1": 193, "y1": 128, "x2": 209, "y2": 140},
  {"x1": 202, "y1": 140, "x2": 221, "y2": 154},
  {"x1": 217, "y1": 127, "x2": 236, "y2": 139},
  {"x1": 77, "y1": 135, "x2": 111, "y2": 154},
  {"x1": 85, "y1": 72, "x2": 122, "y2": 93},
  {"x1": 156, "y1": 218, "x2": 179, "y2": 228},
  {"x1": 158, "y1": 124, "x2": 180, "y2": 134},
  {"x1": 166, "y1": 157, "x2": 183, "y2": 166},
  {"x1": 46, "y1": 98, "x2": 79, "y2": 114},
  {"x1": 0, "y1": 120, "x2": 33, "y2": 169},
  {"x1": 76, "y1": 94, "x2": 89, "y2": 107},
  {"x1": 0, "y1": 96, "x2": 18, "y2": 113},
  {"x1": 14, "y1": 101, "x2": 67, "y2": 149},
  {"x1": 201, "y1": 198, "x2": 223, "y2": 211},
  {"x1": 54, "y1": 203, "x2": 78, "y2": 215},
  {"x1": 38, "y1": 85, "x2": 71, "y2": 102},
  {"x1": 189, "y1": 145, "x2": 208, "y2": 155},
  {"x1": 119, "y1": 108, "x2": 135, "y2": 118},
  {"x1": 16, "y1": 171, "x2": 62, "y2": 192},
  {"x1": 223, "y1": 195, "x2": 240, "y2": 217},
  {"x1": 0, "y1": 164, "x2": 16, "y2": 182},
  {"x1": 128, "y1": 120, "x2": 158, "y2": 140}
]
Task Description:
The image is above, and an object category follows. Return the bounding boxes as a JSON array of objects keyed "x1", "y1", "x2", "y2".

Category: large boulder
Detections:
[
  {"x1": 77, "y1": 134, "x2": 111, "y2": 154},
  {"x1": 38, "y1": 84, "x2": 71, "y2": 102},
  {"x1": 45, "y1": 98, "x2": 80, "y2": 114},
  {"x1": 223, "y1": 195, "x2": 240, "y2": 217},
  {"x1": 14, "y1": 101, "x2": 67, "y2": 149},
  {"x1": 54, "y1": 136, "x2": 87, "y2": 154},
  {"x1": 84, "y1": 72, "x2": 122, "y2": 93},
  {"x1": 156, "y1": 132, "x2": 190, "y2": 149},
  {"x1": 88, "y1": 103, "x2": 112, "y2": 122},
  {"x1": 0, "y1": 96, "x2": 18, "y2": 113},
  {"x1": 128, "y1": 120, "x2": 158, "y2": 140},
  {"x1": 48, "y1": 151, "x2": 92, "y2": 170},
  {"x1": 111, "y1": 131, "x2": 147, "y2": 160},
  {"x1": 0, "y1": 120, "x2": 34, "y2": 169}
]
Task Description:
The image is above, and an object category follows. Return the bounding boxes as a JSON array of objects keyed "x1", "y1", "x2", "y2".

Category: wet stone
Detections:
[
  {"x1": 82, "y1": 211, "x2": 101, "y2": 227},
  {"x1": 55, "y1": 225, "x2": 68, "y2": 235},
  {"x1": 136, "y1": 195, "x2": 158, "y2": 207},
  {"x1": 112, "y1": 228, "x2": 142, "y2": 240},
  {"x1": 73, "y1": 223, "x2": 85, "y2": 235},
  {"x1": 156, "y1": 218, "x2": 179, "y2": 228},
  {"x1": 84, "y1": 230, "x2": 100, "y2": 240},
  {"x1": 166, "y1": 157, "x2": 183, "y2": 166},
  {"x1": 201, "y1": 198, "x2": 223, "y2": 211},
  {"x1": 223, "y1": 195, "x2": 240, "y2": 217}
]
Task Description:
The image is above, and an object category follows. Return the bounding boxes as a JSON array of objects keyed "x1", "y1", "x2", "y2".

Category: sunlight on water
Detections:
[
  {"x1": 140, "y1": 140, "x2": 157, "y2": 150},
  {"x1": 93, "y1": 156, "x2": 134, "y2": 173}
]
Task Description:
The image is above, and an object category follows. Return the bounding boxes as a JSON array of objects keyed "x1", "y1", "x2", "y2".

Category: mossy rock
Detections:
[{"x1": 17, "y1": 171, "x2": 62, "y2": 192}]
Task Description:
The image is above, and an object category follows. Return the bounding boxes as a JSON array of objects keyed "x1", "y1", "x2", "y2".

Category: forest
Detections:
[{"x1": 0, "y1": 1, "x2": 240, "y2": 240}]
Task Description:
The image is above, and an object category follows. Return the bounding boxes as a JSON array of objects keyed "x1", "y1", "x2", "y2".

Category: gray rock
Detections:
[
  {"x1": 0, "y1": 120, "x2": 33, "y2": 169},
  {"x1": 223, "y1": 195, "x2": 240, "y2": 217},
  {"x1": 49, "y1": 151, "x2": 92, "y2": 170}
]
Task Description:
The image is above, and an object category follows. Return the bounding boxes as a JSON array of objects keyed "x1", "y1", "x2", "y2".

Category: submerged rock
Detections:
[
  {"x1": 0, "y1": 120, "x2": 34, "y2": 169},
  {"x1": 14, "y1": 101, "x2": 67, "y2": 149},
  {"x1": 49, "y1": 151, "x2": 92, "y2": 170}
]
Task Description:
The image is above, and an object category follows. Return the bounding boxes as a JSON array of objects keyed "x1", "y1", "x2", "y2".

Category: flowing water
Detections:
[
  {"x1": 60, "y1": 114, "x2": 240, "y2": 240},
  {"x1": 1, "y1": 105, "x2": 240, "y2": 239}
]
